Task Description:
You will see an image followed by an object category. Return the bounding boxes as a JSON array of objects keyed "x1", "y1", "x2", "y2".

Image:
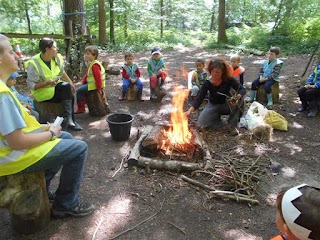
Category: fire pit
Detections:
[{"x1": 128, "y1": 87, "x2": 212, "y2": 172}]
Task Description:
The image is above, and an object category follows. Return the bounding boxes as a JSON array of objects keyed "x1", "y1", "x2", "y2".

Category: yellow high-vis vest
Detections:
[
  {"x1": 0, "y1": 81, "x2": 61, "y2": 176},
  {"x1": 26, "y1": 53, "x2": 64, "y2": 102},
  {"x1": 87, "y1": 60, "x2": 106, "y2": 91}
]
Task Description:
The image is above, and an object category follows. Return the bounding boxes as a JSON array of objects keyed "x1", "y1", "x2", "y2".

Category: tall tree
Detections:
[
  {"x1": 217, "y1": 0, "x2": 227, "y2": 43},
  {"x1": 98, "y1": 0, "x2": 107, "y2": 45},
  {"x1": 160, "y1": 0, "x2": 164, "y2": 38},
  {"x1": 109, "y1": 0, "x2": 115, "y2": 44},
  {"x1": 63, "y1": 0, "x2": 87, "y2": 79}
]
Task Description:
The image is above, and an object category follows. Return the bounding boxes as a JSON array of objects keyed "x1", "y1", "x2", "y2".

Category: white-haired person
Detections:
[{"x1": 270, "y1": 184, "x2": 320, "y2": 240}]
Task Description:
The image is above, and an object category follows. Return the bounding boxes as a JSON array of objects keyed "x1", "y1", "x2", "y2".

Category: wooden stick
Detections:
[
  {"x1": 109, "y1": 198, "x2": 165, "y2": 240},
  {"x1": 168, "y1": 222, "x2": 186, "y2": 235},
  {"x1": 180, "y1": 175, "x2": 259, "y2": 205}
]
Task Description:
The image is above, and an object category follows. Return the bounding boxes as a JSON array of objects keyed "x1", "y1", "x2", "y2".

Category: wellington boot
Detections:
[{"x1": 74, "y1": 100, "x2": 86, "y2": 114}]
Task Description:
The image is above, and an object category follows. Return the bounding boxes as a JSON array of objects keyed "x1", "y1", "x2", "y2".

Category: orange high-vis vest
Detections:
[{"x1": 233, "y1": 66, "x2": 245, "y2": 77}]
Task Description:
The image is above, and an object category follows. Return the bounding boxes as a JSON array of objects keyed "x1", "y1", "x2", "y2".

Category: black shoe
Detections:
[
  {"x1": 68, "y1": 121, "x2": 83, "y2": 131},
  {"x1": 48, "y1": 191, "x2": 56, "y2": 203},
  {"x1": 51, "y1": 202, "x2": 95, "y2": 218}
]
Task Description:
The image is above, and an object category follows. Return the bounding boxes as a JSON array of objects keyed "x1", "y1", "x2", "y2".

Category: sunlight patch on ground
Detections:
[
  {"x1": 254, "y1": 143, "x2": 271, "y2": 155},
  {"x1": 252, "y1": 59, "x2": 265, "y2": 65},
  {"x1": 284, "y1": 142, "x2": 302, "y2": 155},
  {"x1": 281, "y1": 166, "x2": 296, "y2": 177},
  {"x1": 87, "y1": 195, "x2": 132, "y2": 239},
  {"x1": 291, "y1": 121, "x2": 304, "y2": 129},
  {"x1": 89, "y1": 120, "x2": 103, "y2": 129},
  {"x1": 224, "y1": 229, "x2": 262, "y2": 240}
]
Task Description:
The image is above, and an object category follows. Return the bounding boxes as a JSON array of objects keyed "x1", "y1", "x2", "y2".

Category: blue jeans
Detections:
[
  {"x1": 76, "y1": 84, "x2": 89, "y2": 101},
  {"x1": 197, "y1": 99, "x2": 244, "y2": 129},
  {"x1": 122, "y1": 78, "x2": 143, "y2": 92},
  {"x1": 21, "y1": 131, "x2": 88, "y2": 210},
  {"x1": 251, "y1": 77, "x2": 276, "y2": 94}
]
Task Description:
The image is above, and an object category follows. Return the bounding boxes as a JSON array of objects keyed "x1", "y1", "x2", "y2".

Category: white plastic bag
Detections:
[{"x1": 239, "y1": 101, "x2": 269, "y2": 130}]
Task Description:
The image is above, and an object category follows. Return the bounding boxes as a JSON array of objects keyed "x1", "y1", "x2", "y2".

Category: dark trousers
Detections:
[
  {"x1": 297, "y1": 87, "x2": 320, "y2": 110},
  {"x1": 251, "y1": 77, "x2": 276, "y2": 94}
]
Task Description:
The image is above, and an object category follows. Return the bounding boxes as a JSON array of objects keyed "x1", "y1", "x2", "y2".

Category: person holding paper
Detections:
[
  {"x1": 0, "y1": 34, "x2": 94, "y2": 218},
  {"x1": 26, "y1": 38, "x2": 82, "y2": 131}
]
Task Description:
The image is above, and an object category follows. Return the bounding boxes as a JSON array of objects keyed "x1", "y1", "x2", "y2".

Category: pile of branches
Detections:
[{"x1": 181, "y1": 129, "x2": 270, "y2": 205}]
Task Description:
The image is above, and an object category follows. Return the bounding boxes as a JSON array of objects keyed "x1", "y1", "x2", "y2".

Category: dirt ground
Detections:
[{"x1": 1, "y1": 47, "x2": 319, "y2": 240}]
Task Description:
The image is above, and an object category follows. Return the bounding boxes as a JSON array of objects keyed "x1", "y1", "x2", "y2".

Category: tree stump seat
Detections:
[
  {"x1": 256, "y1": 81, "x2": 279, "y2": 104},
  {"x1": 34, "y1": 101, "x2": 64, "y2": 124},
  {"x1": 86, "y1": 89, "x2": 111, "y2": 117},
  {"x1": 0, "y1": 171, "x2": 50, "y2": 234},
  {"x1": 127, "y1": 84, "x2": 138, "y2": 101}
]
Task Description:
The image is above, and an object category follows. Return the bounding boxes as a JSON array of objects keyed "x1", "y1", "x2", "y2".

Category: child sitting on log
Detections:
[
  {"x1": 147, "y1": 48, "x2": 167, "y2": 100},
  {"x1": 119, "y1": 52, "x2": 144, "y2": 101},
  {"x1": 297, "y1": 63, "x2": 320, "y2": 117},
  {"x1": 270, "y1": 184, "x2": 320, "y2": 240},
  {"x1": 230, "y1": 54, "x2": 245, "y2": 85},
  {"x1": 6, "y1": 72, "x2": 39, "y2": 121},
  {"x1": 74, "y1": 45, "x2": 106, "y2": 114},
  {"x1": 247, "y1": 47, "x2": 284, "y2": 109},
  {"x1": 190, "y1": 58, "x2": 209, "y2": 100}
]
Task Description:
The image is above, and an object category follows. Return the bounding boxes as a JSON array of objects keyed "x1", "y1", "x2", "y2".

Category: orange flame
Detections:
[{"x1": 162, "y1": 87, "x2": 192, "y2": 145}]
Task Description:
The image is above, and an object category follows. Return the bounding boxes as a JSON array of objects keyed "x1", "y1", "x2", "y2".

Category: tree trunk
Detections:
[
  {"x1": 63, "y1": 0, "x2": 87, "y2": 80},
  {"x1": 271, "y1": 0, "x2": 284, "y2": 35},
  {"x1": 210, "y1": 4, "x2": 215, "y2": 32},
  {"x1": 160, "y1": 0, "x2": 164, "y2": 38},
  {"x1": 98, "y1": 0, "x2": 107, "y2": 45},
  {"x1": 109, "y1": 0, "x2": 115, "y2": 45},
  {"x1": 217, "y1": 0, "x2": 227, "y2": 44},
  {"x1": 25, "y1": 3, "x2": 32, "y2": 34},
  {"x1": 123, "y1": 10, "x2": 128, "y2": 38}
]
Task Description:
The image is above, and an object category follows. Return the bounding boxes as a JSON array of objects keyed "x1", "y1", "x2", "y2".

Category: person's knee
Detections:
[
  {"x1": 59, "y1": 131, "x2": 73, "y2": 139},
  {"x1": 75, "y1": 140, "x2": 88, "y2": 155}
]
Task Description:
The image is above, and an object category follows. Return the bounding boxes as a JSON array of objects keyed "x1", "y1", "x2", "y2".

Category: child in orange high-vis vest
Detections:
[
  {"x1": 230, "y1": 54, "x2": 245, "y2": 85},
  {"x1": 270, "y1": 184, "x2": 320, "y2": 240}
]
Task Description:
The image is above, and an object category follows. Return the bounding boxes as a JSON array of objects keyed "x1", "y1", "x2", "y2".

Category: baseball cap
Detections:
[
  {"x1": 8, "y1": 72, "x2": 19, "y2": 80},
  {"x1": 151, "y1": 47, "x2": 161, "y2": 55}
]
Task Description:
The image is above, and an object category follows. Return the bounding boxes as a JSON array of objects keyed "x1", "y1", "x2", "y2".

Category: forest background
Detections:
[{"x1": 0, "y1": 0, "x2": 319, "y2": 56}]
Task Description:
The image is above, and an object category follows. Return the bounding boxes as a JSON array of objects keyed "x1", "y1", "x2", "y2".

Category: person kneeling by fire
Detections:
[{"x1": 185, "y1": 59, "x2": 246, "y2": 136}]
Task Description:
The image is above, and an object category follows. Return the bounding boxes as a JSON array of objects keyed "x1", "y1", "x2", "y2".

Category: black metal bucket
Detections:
[{"x1": 107, "y1": 113, "x2": 134, "y2": 141}]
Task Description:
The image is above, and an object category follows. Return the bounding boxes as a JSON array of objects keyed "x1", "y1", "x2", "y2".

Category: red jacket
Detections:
[{"x1": 82, "y1": 63, "x2": 103, "y2": 90}]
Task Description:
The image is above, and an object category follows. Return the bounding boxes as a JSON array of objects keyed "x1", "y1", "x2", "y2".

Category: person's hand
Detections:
[
  {"x1": 25, "y1": 108, "x2": 31, "y2": 114},
  {"x1": 259, "y1": 77, "x2": 267, "y2": 83},
  {"x1": 130, "y1": 78, "x2": 137, "y2": 83},
  {"x1": 49, "y1": 124, "x2": 62, "y2": 138},
  {"x1": 152, "y1": 73, "x2": 157, "y2": 78},
  {"x1": 26, "y1": 105, "x2": 32, "y2": 110},
  {"x1": 235, "y1": 94, "x2": 242, "y2": 101},
  {"x1": 46, "y1": 79, "x2": 57, "y2": 86}
]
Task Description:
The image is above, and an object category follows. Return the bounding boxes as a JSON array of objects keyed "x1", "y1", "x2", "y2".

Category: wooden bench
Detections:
[
  {"x1": 0, "y1": 171, "x2": 50, "y2": 234},
  {"x1": 86, "y1": 89, "x2": 111, "y2": 117},
  {"x1": 256, "y1": 81, "x2": 279, "y2": 104}
]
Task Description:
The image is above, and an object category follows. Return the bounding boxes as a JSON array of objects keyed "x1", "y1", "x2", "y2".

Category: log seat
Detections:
[
  {"x1": 0, "y1": 171, "x2": 50, "y2": 234},
  {"x1": 256, "y1": 81, "x2": 279, "y2": 104}
]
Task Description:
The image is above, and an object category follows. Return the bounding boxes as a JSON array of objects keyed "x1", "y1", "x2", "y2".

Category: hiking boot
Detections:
[
  {"x1": 151, "y1": 93, "x2": 157, "y2": 99},
  {"x1": 52, "y1": 201, "x2": 95, "y2": 218},
  {"x1": 307, "y1": 110, "x2": 318, "y2": 118}
]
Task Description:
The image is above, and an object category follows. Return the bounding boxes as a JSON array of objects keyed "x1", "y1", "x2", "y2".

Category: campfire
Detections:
[
  {"x1": 128, "y1": 87, "x2": 212, "y2": 171},
  {"x1": 159, "y1": 87, "x2": 194, "y2": 157}
]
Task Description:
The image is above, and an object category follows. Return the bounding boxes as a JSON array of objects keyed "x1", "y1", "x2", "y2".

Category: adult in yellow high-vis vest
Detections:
[
  {"x1": 26, "y1": 38, "x2": 82, "y2": 131},
  {"x1": 0, "y1": 34, "x2": 94, "y2": 218}
]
